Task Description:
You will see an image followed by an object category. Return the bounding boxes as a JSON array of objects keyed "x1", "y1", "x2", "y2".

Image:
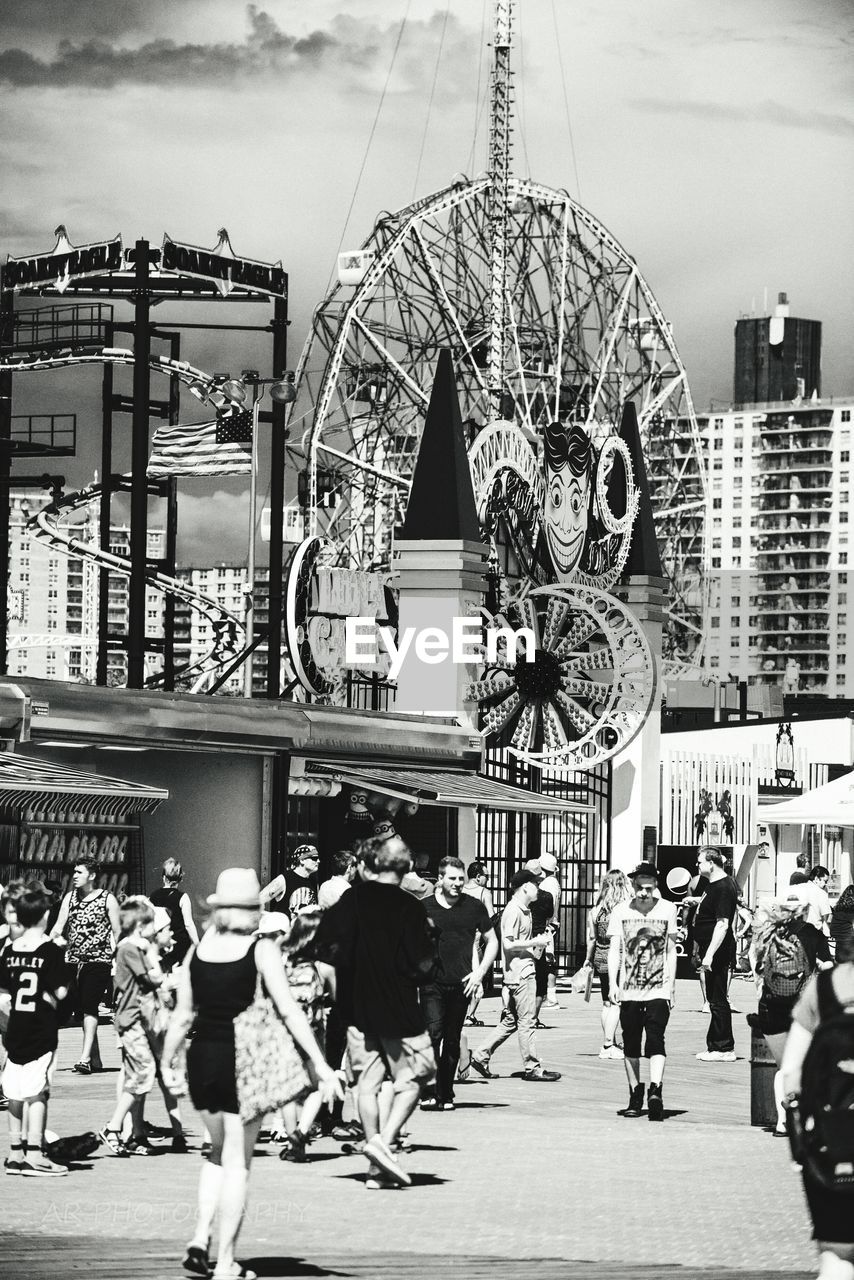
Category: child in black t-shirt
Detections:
[{"x1": 0, "y1": 886, "x2": 70, "y2": 1177}]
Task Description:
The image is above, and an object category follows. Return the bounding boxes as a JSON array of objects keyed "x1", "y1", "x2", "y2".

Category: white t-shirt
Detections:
[
  {"x1": 608, "y1": 898, "x2": 678, "y2": 1002},
  {"x1": 799, "y1": 881, "x2": 832, "y2": 932}
]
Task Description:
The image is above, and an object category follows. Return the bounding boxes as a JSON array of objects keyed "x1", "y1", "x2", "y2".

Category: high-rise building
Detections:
[
  {"x1": 734, "y1": 293, "x2": 822, "y2": 405},
  {"x1": 174, "y1": 563, "x2": 249, "y2": 696},
  {"x1": 7, "y1": 490, "x2": 166, "y2": 686},
  {"x1": 701, "y1": 398, "x2": 854, "y2": 696},
  {"x1": 7, "y1": 491, "x2": 100, "y2": 682}
]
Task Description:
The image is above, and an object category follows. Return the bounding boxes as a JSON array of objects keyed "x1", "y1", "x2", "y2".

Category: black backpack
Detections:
[{"x1": 791, "y1": 969, "x2": 854, "y2": 1193}]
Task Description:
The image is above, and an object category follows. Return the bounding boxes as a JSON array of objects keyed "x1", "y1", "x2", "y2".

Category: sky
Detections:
[{"x1": 2, "y1": 0, "x2": 852, "y2": 564}]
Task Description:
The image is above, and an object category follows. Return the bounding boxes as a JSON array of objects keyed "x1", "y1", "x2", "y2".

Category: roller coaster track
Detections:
[{"x1": 1, "y1": 343, "x2": 251, "y2": 690}]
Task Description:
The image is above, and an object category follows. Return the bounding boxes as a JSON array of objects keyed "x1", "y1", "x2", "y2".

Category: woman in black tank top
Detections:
[
  {"x1": 160, "y1": 868, "x2": 341, "y2": 1280},
  {"x1": 149, "y1": 859, "x2": 199, "y2": 966}
]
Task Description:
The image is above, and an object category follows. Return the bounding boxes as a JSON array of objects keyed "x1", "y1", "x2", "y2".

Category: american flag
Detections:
[{"x1": 146, "y1": 407, "x2": 254, "y2": 478}]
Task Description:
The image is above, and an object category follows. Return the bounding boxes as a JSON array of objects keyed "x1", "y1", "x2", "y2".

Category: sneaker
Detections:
[
  {"x1": 72, "y1": 1060, "x2": 92, "y2": 1075},
  {"x1": 607, "y1": 1045, "x2": 625, "y2": 1060},
  {"x1": 21, "y1": 1154, "x2": 68, "y2": 1177},
  {"x1": 419, "y1": 1098, "x2": 440, "y2": 1111},
  {"x1": 701, "y1": 1002, "x2": 711, "y2": 1014},
  {"x1": 542, "y1": 999, "x2": 561, "y2": 1009},
  {"x1": 696, "y1": 1050, "x2": 737, "y2": 1062},
  {"x1": 647, "y1": 1086, "x2": 664, "y2": 1122},
  {"x1": 331, "y1": 1122, "x2": 363, "y2": 1142},
  {"x1": 440, "y1": 1101, "x2": 456, "y2": 1111},
  {"x1": 4, "y1": 1151, "x2": 24, "y2": 1176},
  {"x1": 599, "y1": 1045, "x2": 615, "y2": 1059},
  {"x1": 363, "y1": 1136, "x2": 411, "y2": 1186},
  {"x1": 98, "y1": 1128, "x2": 130, "y2": 1157},
  {"x1": 717, "y1": 1051, "x2": 738, "y2": 1062},
  {"x1": 624, "y1": 1084, "x2": 645, "y2": 1117},
  {"x1": 470, "y1": 1055, "x2": 498, "y2": 1079},
  {"x1": 523, "y1": 1067, "x2": 561, "y2": 1082},
  {"x1": 365, "y1": 1161, "x2": 401, "y2": 1191}
]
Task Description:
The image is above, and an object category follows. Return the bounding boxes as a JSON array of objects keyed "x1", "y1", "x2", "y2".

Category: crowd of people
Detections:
[{"x1": 1, "y1": 837, "x2": 853, "y2": 1280}]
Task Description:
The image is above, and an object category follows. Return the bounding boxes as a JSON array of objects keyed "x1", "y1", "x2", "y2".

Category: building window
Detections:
[
  {"x1": 842, "y1": 451, "x2": 850, "y2": 462},
  {"x1": 713, "y1": 498, "x2": 722, "y2": 509},
  {"x1": 732, "y1": 596, "x2": 741, "y2": 606},
  {"x1": 711, "y1": 557, "x2": 721, "y2": 568},
  {"x1": 838, "y1": 675, "x2": 847, "y2": 688},
  {"x1": 714, "y1": 437, "x2": 723, "y2": 450},
  {"x1": 840, "y1": 593, "x2": 847, "y2": 603},
  {"x1": 709, "y1": 656, "x2": 719, "y2": 668},
  {"x1": 713, "y1": 460, "x2": 723, "y2": 471},
  {"x1": 712, "y1": 539, "x2": 722, "y2": 550},
  {"x1": 733, "y1": 557, "x2": 742, "y2": 567},
  {"x1": 838, "y1": 634, "x2": 846, "y2": 647},
  {"x1": 711, "y1": 615, "x2": 720, "y2": 626},
  {"x1": 841, "y1": 554, "x2": 849, "y2": 565},
  {"x1": 733, "y1": 537, "x2": 742, "y2": 548},
  {"x1": 842, "y1": 411, "x2": 851, "y2": 423}
]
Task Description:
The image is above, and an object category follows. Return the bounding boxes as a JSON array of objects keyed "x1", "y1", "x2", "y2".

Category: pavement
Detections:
[{"x1": 0, "y1": 976, "x2": 819, "y2": 1280}]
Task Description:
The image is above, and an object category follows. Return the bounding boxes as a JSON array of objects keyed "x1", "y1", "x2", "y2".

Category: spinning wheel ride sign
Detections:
[{"x1": 466, "y1": 412, "x2": 656, "y2": 772}]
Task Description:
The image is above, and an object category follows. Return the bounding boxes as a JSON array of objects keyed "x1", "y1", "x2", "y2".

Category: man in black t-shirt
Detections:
[
  {"x1": 315, "y1": 835, "x2": 438, "y2": 1188},
  {"x1": 261, "y1": 844, "x2": 320, "y2": 915},
  {"x1": 421, "y1": 857, "x2": 498, "y2": 1110},
  {"x1": 693, "y1": 847, "x2": 738, "y2": 1060}
]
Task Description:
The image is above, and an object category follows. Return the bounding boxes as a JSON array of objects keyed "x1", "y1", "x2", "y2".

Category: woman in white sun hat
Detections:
[{"x1": 161, "y1": 869, "x2": 341, "y2": 1280}]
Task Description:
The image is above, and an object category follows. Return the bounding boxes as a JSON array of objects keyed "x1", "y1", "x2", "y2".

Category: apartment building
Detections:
[
  {"x1": 701, "y1": 398, "x2": 854, "y2": 696},
  {"x1": 7, "y1": 490, "x2": 167, "y2": 686},
  {"x1": 7, "y1": 491, "x2": 100, "y2": 682}
]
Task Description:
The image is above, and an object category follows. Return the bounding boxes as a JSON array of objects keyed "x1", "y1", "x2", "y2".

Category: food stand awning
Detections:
[
  {"x1": 307, "y1": 762, "x2": 592, "y2": 815},
  {"x1": 761, "y1": 769, "x2": 854, "y2": 826},
  {"x1": 0, "y1": 752, "x2": 168, "y2": 819}
]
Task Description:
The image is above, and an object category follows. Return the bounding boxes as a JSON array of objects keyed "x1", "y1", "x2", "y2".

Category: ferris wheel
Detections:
[{"x1": 288, "y1": 6, "x2": 708, "y2": 660}]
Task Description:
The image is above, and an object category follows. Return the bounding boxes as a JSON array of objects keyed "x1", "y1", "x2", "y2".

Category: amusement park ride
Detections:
[{"x1": 0, "y1": 2, "x2": 709, "y2": 773}]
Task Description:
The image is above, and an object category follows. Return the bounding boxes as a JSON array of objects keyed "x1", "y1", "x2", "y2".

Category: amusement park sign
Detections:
[
  {"x1": 5, "y1": 230, "x2": 123, "y2": 292},
  {"x1": 161, "y1": 234, "x2": 288, "y2": 300}
]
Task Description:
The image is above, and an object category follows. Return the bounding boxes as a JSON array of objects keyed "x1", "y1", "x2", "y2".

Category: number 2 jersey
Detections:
[{"x1": 0, "y1": 939, "x2": 69, "y2": 1064}]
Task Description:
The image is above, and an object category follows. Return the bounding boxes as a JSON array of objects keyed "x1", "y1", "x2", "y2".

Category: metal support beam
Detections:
[
  {"x1": 0, "y1": 278, "x2": 13, "y2": 673},
  {"x1": 97, "y1": 320, "x2": 114, "y2": 686},
  {"x1": 128, "y1": 240, "x2": 152, "y2": 688},
  {"x1": 266, "y1": 297, "x2": 289, "y2": 699}
]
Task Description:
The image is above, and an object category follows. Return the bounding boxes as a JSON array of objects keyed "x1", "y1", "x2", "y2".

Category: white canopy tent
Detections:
[{"x1": 761, "y1": 769, "x2": 854, "y2": 826}]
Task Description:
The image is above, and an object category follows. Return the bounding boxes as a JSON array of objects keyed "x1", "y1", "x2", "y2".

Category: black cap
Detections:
[{"x1": 630, "y1": 861, "x2": 658, "y2": 881}]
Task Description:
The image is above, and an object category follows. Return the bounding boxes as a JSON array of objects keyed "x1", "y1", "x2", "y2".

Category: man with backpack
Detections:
[
  {"x1": 749, "y1": 899, "x2": 831, "y2": 1136},
  {"x1": 781, "y1": 931, "x2": 854, "y2": 1280}
]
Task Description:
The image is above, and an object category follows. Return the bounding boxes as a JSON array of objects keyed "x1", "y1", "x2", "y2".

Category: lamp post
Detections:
[{"x1": 230, "y1": 371, "x2": 296, "y2": 699}]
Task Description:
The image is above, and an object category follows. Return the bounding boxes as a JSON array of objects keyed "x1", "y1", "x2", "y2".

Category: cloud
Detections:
[
  {"x1": 174, "y1": 488, "x2": 251, "y2": 566},
  {"x1": 0, "y1": 6, "x2": 475, "y2": 96},
  {"x1": 632, "y1": 96, "x2": 854, "y2": 139}
]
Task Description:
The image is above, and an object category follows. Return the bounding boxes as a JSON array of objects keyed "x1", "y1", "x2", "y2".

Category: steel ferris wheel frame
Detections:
[{"x1": 290, "y1": 172, "x2": 708, "y2": 658}]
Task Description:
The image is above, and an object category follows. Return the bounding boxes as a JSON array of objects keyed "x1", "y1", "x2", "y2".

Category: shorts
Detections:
[
  {"x1": 187, "y1": 1036, "x2": 239, "y2": 1115},
  {"x1": 72, "y1": 961, "x2": 113, "y2": 1019},
  {"x1": 2, "y1": 1050, "x2": 55, "y2": 1101},
  {"x1": 619, "y1": 999, "x2": 670, "y2": 1059},
  {"x1": 118, "y1": 1022, "x2": 157, "y2": 1096},
  {"x1": 803, "y1": 1167, "x2": 854, "y2": 1243},
  {"x1": 753, "y1": 994, "x2": 796, "y2": 1039},
  {"x1": 346, "y1": 1026, "x2": 436, "y2": 1095},
  {"x1": 596, "y1": 968, "x2": 612, "y2": 1004}
]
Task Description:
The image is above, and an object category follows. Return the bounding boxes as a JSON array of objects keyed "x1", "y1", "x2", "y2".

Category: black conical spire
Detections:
[
  {"x1": 401, "y1": 349, "x2": 481, "y2": 542},
  {"x1": 617, "y1": 401, "x2": 663, "y2": 577}
]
